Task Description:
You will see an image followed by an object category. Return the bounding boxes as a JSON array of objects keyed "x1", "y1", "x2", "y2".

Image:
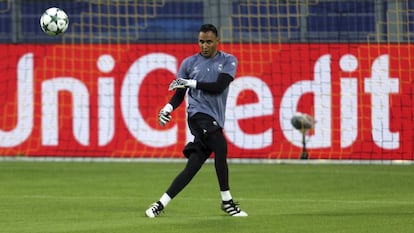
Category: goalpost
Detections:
[{"x1": 0, "y1": 0, "x2": 413, "y2": 162}]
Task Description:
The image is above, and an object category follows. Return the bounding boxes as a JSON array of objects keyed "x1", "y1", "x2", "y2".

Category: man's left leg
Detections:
[{"x1": 205, "y1": 129, "x2": 248, "y2": 217}]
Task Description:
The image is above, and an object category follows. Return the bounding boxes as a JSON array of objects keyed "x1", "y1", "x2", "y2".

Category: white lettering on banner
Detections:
[
  {"x1": 97, "y1": 54, "x2": 116, "y2": 146},
  {"x1": 225, "y1": 76, "x2": 273, "y2": 149},
  {"x1": 340, "y1": 54, "x2": 358, "y2": 148},
  {"x1": 280, "y1": 55, "x2": 332, "y2": 148},
  {"x1": 364, "y1": 55, "x2": 399, "y2": 149},
  {"x1": 0, "y1": 52, "x2": 400, "y2": 151},
  {"x1": 121, "y1": 53, "x2": 178, "y2": 147},
  {"x1": 42, "y1": 78, "x2": 90, "y2": 145},
  {"x1": 98, "y1": 78, "x2": 115, "y2": 146},
  {"x1": 279, "y1": 54, "x2": 400, "y2": 149},
  {"x1": 0, "y1": 53, "x2": 34, "y2": 147}
]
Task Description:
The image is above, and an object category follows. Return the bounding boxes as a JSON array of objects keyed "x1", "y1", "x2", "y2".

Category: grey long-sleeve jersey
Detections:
[{"x1": 177, "y1": 51, "x2": 238, "y2": 128}]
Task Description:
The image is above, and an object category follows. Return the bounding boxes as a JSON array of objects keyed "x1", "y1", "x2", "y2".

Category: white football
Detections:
[{"x1": 40, "y1": 7, "x2": 69, "y2": 36}]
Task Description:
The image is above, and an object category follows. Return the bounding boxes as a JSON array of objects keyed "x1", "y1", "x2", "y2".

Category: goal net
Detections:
[{"x1": 0, "y1": 0, "x2": 413, "y2": 162}]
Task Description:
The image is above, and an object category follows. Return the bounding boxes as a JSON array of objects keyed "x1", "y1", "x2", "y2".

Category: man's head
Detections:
[{"x1": 198, "y1": 24, "x2": 219, "y2": 58}]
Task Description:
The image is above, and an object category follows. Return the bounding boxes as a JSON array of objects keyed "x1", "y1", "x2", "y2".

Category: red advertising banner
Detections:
[{"x1": 0, "y1": 44, "x2": 413, "y2": 160}]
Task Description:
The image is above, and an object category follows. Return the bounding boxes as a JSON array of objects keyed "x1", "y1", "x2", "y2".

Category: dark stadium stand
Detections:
[{"x1": 0, "y1": 0, "x2": 413, "y2": 43}]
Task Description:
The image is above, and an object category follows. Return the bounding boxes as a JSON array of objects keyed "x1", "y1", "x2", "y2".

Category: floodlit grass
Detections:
[{"x1": 0, "y1": 161, "x2": 413, "y2": 233}]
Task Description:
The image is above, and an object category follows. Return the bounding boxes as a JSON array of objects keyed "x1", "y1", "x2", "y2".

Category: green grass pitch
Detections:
[{"x1": 0, "y1": 160, "x2": 413, "y2": 233}]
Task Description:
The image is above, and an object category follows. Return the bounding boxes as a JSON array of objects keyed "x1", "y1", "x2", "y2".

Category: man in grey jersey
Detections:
[{"x1": 145, "y1": 24, "x2": 248, "y2": 218}]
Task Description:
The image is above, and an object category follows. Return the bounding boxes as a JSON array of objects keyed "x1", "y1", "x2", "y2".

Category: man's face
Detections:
[{"x1": 198, "y1": 31, "x2": 219, "y2": 58}]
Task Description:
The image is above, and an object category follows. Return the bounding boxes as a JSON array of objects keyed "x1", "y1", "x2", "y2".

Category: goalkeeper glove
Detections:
[
  {"x1": 168, "y1": 78, "x2": 197, "y2": 91},
  {"x1": 158, "y1": 103, "x2": 173, "y2": 126}
]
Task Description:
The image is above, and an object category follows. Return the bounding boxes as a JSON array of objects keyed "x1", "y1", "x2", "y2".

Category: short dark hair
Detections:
[{"x1": 199, "y1": 24, "x2": 218, "y2": 37}]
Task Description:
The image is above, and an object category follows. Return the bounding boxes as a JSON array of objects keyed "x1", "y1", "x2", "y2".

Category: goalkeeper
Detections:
[{"x1": 145, "y1": 24, "x2": 247, "y2": 218}]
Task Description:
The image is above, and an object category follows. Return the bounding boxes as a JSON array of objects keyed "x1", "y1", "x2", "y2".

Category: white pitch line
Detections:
[
  {"x1": 1, "y1": 195, "x2": 413, "y2": 205},
  {"x1": 1, "y1": 156, "x2": 413, "y2": 165}
]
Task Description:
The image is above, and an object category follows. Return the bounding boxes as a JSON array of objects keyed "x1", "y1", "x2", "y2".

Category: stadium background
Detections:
[{"x1": 0, "y1": 0, "x2": 413, "y2": 162}]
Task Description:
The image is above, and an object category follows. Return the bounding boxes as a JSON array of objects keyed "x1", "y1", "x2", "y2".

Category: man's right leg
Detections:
[
  {"x1": 145, "y1": 114, "x2": 210, "y2": 218},
  {"x1": 165, "y1": 152, "x2": 208, "y2": 198},
  {"x1": 145, "y1": 151, "x2": 208, "y2": 218}
]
